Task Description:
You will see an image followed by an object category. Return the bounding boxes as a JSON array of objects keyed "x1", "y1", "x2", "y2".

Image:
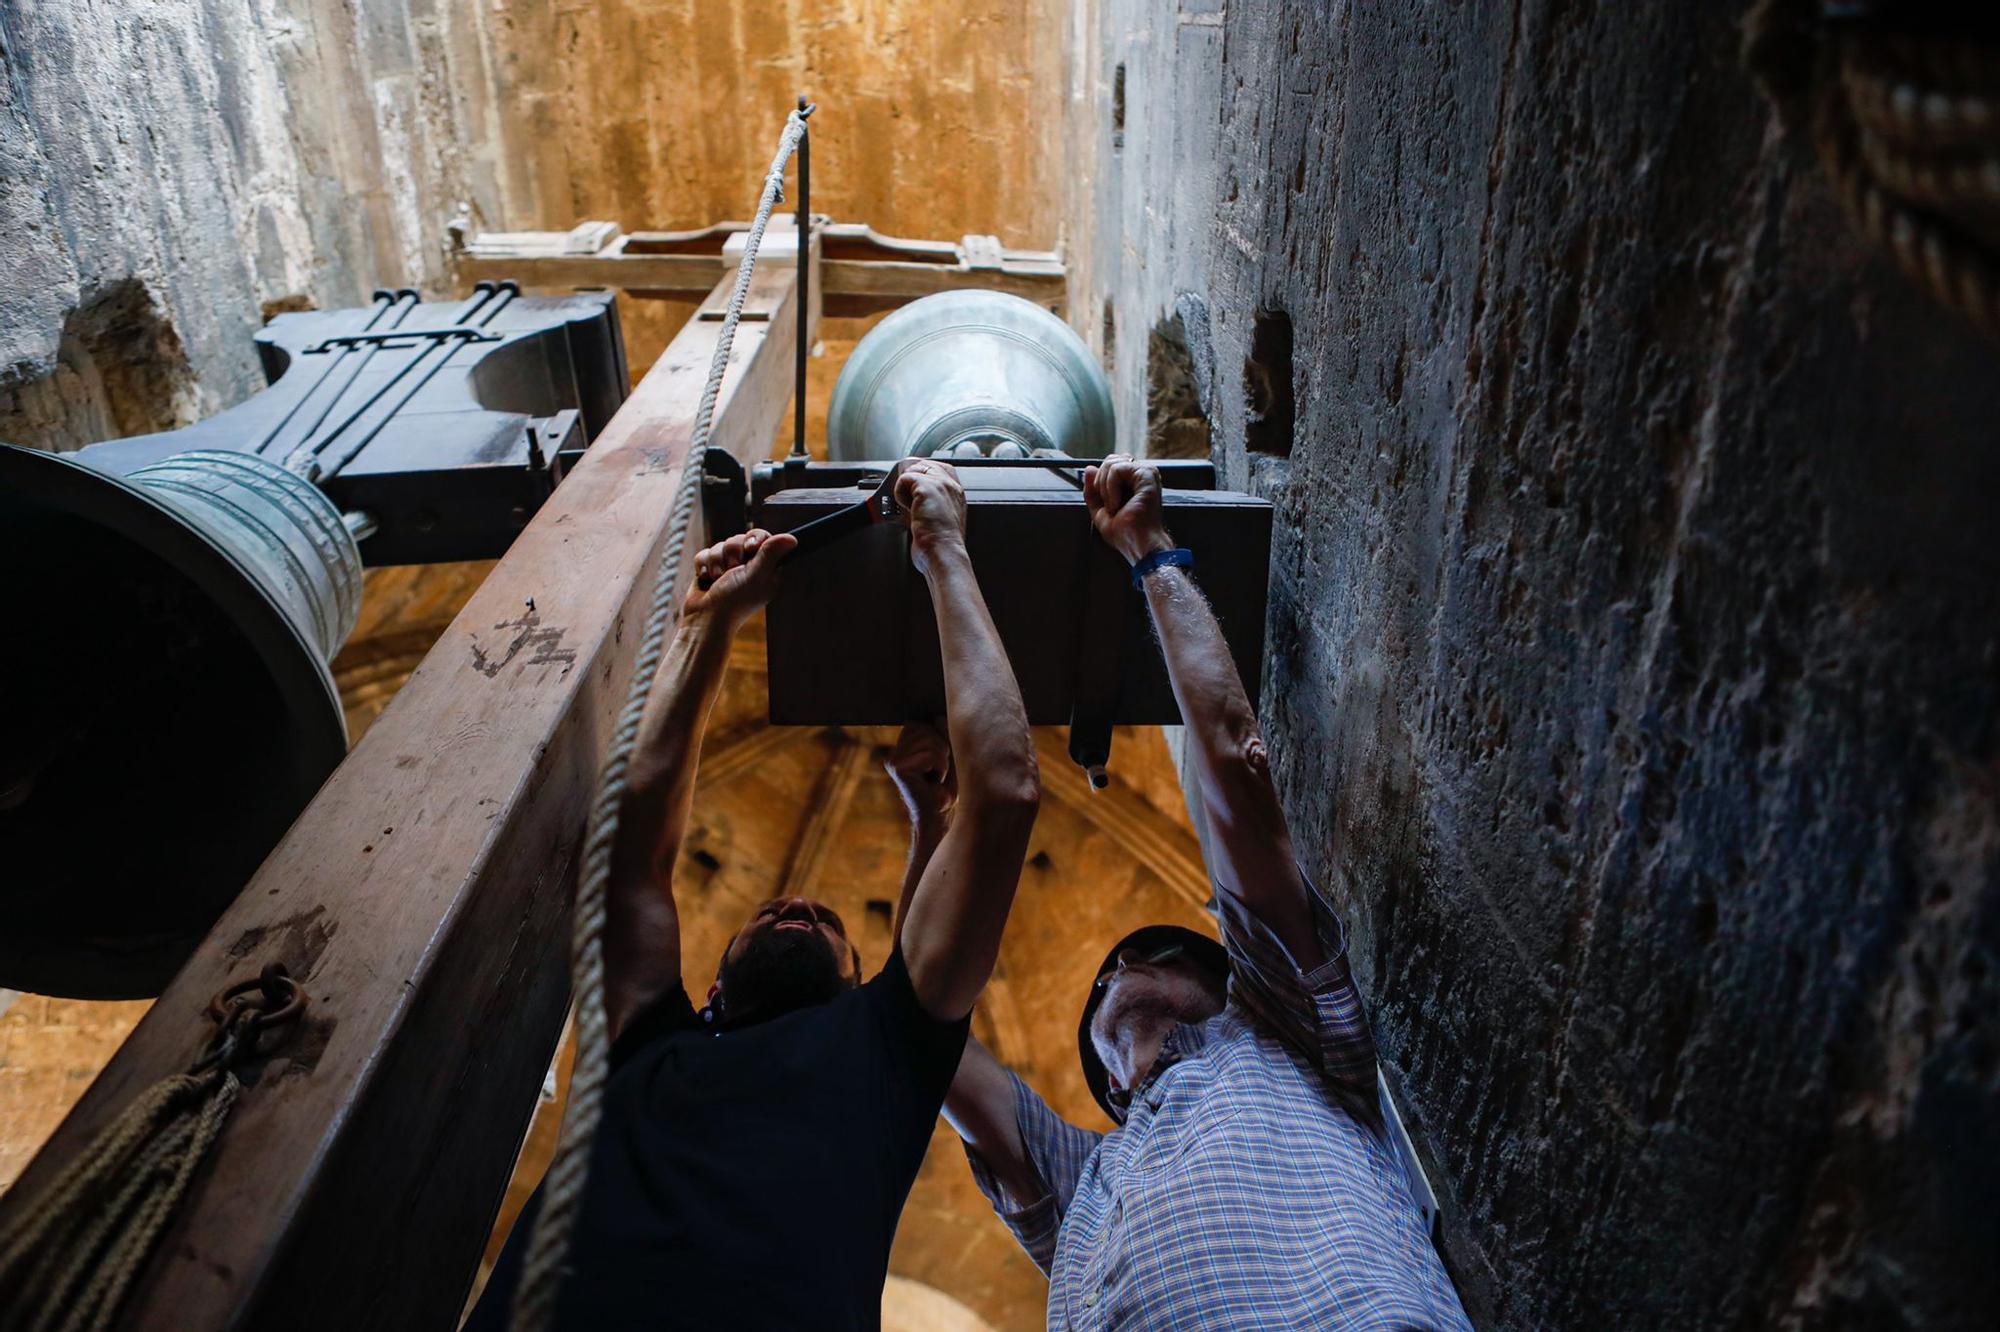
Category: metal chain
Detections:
[{"x1": 506, "y1": 104, "x2": 812, "y2": 1332}]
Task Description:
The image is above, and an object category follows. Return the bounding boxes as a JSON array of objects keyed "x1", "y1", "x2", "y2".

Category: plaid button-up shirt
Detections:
[{"x1": 966, "y1": 877, "x2": 1472, "y2": 1331}]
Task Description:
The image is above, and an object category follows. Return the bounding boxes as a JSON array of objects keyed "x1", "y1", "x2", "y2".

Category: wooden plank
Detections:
[
  {"x1": 820, "y1": 257, "x2": 1065, "y2": 305},
  {"x1": 778, "y1": 739, "x2": 870, "y2": 899},
  {"x1": 1033, "y1": 731, "x2": 1213, "y2": 910},
  {"x1": 0, "y1": 267, "x2": 807, "y2": 1331},
  {"x1": 458, "y1": 250, "x2": 725, "y2": 295},
  {"x1": 727, "y1": 637, "x2": 769, "y2": 674},
  {"x1": 456, "y1": 251, "x2": 1065, "y2": 308}
]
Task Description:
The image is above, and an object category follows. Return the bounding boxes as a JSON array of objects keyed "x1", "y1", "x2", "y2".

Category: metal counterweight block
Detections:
[{"x1": 756, "y1": 462, "x2": 1273, "y2": 728}]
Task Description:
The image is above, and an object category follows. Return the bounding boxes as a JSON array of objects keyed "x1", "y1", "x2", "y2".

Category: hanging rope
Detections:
[
  {"x1": 507, "y1": 103, "x2": 813, "y2": 1332},
  {"x1": 0, "y1": 965, "x2": 307, "y2": 1332},
  {"x1": 1745, "y1": 3, "x2": 2000, "y2": 339}
]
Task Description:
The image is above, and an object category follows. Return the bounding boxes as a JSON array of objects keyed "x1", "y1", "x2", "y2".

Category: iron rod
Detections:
[{"x1": 793, "y1": 95, "x2": 814, "y2": 458}]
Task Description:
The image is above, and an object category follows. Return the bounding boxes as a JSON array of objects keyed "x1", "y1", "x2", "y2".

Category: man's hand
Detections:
[
  {"x1": 892, "y1": 457, "x2": 968, "y2": 577},
  {"x1": 1082, "y1": 454, "x2": 1173, "y2": 564},
  {"x1": 886, "y1": 720, "x2": 957, "y2": 826},
  {"x1": 687, "y1": 528, "x2": 798, "y2": 628}
]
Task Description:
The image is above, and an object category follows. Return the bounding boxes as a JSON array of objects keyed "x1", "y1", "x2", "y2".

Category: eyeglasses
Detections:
[{"x1": 1093, "y1": 943, "x2": 1186, "y2": 991}]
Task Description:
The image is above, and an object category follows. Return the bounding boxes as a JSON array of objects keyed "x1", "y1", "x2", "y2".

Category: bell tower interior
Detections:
[{"x1": 4, "y1": 3, "x2": 1999, "y2": 1329}]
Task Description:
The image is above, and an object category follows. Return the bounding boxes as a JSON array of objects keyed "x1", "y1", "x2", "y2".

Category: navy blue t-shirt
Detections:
[{"x1": 471, "y1": 949, "x2": 968, "y2": 1330}]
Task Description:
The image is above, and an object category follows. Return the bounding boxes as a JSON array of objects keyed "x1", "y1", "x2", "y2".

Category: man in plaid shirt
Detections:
[{"x1": 938, "y1": 456, "x2": 1472, "y2": 1330}]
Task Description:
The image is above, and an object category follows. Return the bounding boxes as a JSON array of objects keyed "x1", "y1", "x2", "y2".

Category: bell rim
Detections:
[
  {"x1": 0, "y1": 442, "x2": 349, "y2": 998},
  {"x1": 826, "y1": 289, "x2": 1114, "y2": 462}
]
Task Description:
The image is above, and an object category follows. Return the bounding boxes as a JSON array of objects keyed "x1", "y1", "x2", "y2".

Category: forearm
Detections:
[
  {"x1": 618, "y1": 611, "x2": 734, "y2": 874},
  {"x1": 891, "y1": 810, "x2": 949, "y2": 943},
  {"x1": 924, "y1": 547, "x2": 1037, "y2": 808},
  {"x1": 944, "y1": 1035, "x2": 1045, "y2": 1207},
  {"x1": 603, "y1": 610, "x2": 733, "y2": 1034},
  {"x1": 1142, "y1": 567, "x2": 1262, "y2": 782},
  {"x1": 899, "y1": 543, "x2": 1039, "y2": 1018},
  {"x1": 1142, "y1": 565, "x2": 1319, "y2": 964}
]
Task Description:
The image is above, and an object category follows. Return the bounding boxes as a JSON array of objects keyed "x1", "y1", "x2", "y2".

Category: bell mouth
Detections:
[
  {"x1": 913, "y1": 406, "x2": 1060, "y2": 459},
  {"x1": 826, "y1": 289, "x2": 1115, "y2": 463},
  {"x1": 0, "y1": 444, "x2": 349, "y2": 998}
]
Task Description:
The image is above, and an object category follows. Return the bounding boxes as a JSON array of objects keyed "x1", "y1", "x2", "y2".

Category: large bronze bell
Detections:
[
  {"x1": 0, "y1": 445, "x2": 360, "y2": 998},
  {"x1": 825, "y1": 290, "x2": 1115, "y2": 460}
]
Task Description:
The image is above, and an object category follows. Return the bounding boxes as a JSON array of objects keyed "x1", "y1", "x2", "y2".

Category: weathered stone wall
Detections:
[
  {"x1": 1076, "y1": 3, "x2": 2000, "y2": 1328},
  {"x1": 0, "y1": 0, "x2": 493, "y2": 443}
]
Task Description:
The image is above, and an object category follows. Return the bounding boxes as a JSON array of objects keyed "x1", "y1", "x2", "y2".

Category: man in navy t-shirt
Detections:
[{"x1": 472, "y1": 458, "x2": 1039, "y2": 1330}]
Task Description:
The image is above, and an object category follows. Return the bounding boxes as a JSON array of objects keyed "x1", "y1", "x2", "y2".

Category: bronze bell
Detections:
[
  {"x1": 825, "y1": 290, "x2": 1115, "y2": 461},
  {"x1": 0, "y1": 444, "x2": 361, "y2": 998}
]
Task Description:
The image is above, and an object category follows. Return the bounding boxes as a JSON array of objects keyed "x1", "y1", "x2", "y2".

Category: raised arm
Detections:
[
  {"x1": 885, "y1": 726, "x2": 1055, "y2": 1206},
  {"x1": 944, "y1": 1035, "x2": 1043, "y2": 1204},
  {"x1": 604, "y1": 527, "x2": 797, "y2": 1040},
  {"x1": 884, "y1": 720, "x2": 955, "y2": 942},
  {"x1": 1083, "y1": 456, "x2": 1320, "y2": 967},
  {"x1": 890, "y1": 459, "x2": 1041, "y2": 1021}
]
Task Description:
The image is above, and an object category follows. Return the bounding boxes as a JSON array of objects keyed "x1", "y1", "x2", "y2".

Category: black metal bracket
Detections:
[
  {"x1": 1067, "y1": 540, "x2": 1132, "y2": 787},
  {"x1": 747, "y1": 457, "x2": 1218, "y2": 508},
  {"x1": 702, "y1": 448, "x2": 751, "y2": 545}
]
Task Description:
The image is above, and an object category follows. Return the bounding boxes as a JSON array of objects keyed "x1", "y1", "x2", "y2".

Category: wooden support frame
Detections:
[
  {"x1": 456, "y1": 218, "x2": 1068, "y2": 316},
  {"x1": 0, "y1": 265, "x2": 807, "y2": 1330}
]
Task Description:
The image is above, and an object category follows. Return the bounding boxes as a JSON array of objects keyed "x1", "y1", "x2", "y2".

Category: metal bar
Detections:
[
  {"x1": 306, "y1": 329, "x2": 502, "y2": 352},
  {"x1": 302, "y1": 286, "x2": 518, "y2": 479},
  {"x1": 793, "y1": 96, "x2": 813, "y2": 458},
  {"x1": 249, "y1": 290, "x2": 399, "y2": 456},
  {"x1": 0, "y1": 266, "x2": 811, "y2": 1332},
  {"x1": 283, "y1": 289, "x2": 433, "y2": 459}
]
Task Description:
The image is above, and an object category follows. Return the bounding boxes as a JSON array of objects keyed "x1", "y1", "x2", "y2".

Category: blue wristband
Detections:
[{"x1": 1130, "y1": 546, "x2": 1193, "y2": 589}]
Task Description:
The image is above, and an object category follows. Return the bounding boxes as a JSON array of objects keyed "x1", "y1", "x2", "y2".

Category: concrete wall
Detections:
[{"x1": 1074, "y1": 2, "x2": 2000, "y2": 1328}]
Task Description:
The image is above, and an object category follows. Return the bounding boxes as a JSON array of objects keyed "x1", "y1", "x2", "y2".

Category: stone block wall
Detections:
[{"x1": 1072, "y1": 2, "x2": 2000, "y2": 1327}]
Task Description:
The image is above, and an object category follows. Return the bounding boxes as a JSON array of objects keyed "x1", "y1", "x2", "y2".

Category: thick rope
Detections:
[
  {"x1": 507, "y1": 106, "x2": 810, "y2": 1332},
  {"x1": 1745, "y1": 3, "x2": 2000, "y2": 339},
  {"x1": 0, "y1": 1070, "x2": 241, "y2": 1332}
]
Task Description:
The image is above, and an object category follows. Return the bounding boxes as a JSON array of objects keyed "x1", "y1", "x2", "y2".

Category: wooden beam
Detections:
[
  {"x1": 820, "y1": 257, "x2": 1065, "y2": 307},
  {"x1": 778, "y1": 739, "x2": 870, "y2": 900},
  {"x1": 457, "y1": 254, "x2": 1066, "y2": 310},
  {"x1": 456, "y1": 221, "x2": 1066, "y2": 311},
  {"x1": 0, "y1": 266, "x2": 808, "y2": 1331},
  {"x1": 460, "y1": 251, "x2": 725, "y2": 295},
  {"x1": 461, "y1": 1012, "x2": 577, "y2": 1321},
  {"x1": 1033, "y1": 731, "x2": 1214, "y2": 911}
]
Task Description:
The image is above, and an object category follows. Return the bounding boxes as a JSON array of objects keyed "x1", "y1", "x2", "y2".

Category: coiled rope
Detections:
[
  {"x1": 1745, "y1": 4, "x2": 2000, "y2": 339},
  {"x1": 0, "y1": 966, "x2": 306, "y2": 1332},
  {"x1": 507, "y1": 104, "x2": 812, "y2": 1332}
]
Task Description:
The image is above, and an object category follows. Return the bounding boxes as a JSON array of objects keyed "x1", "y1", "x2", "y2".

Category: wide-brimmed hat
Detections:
[{"x1": 1076, "y1": 924, "x2": 1229, "y2": 1122}]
